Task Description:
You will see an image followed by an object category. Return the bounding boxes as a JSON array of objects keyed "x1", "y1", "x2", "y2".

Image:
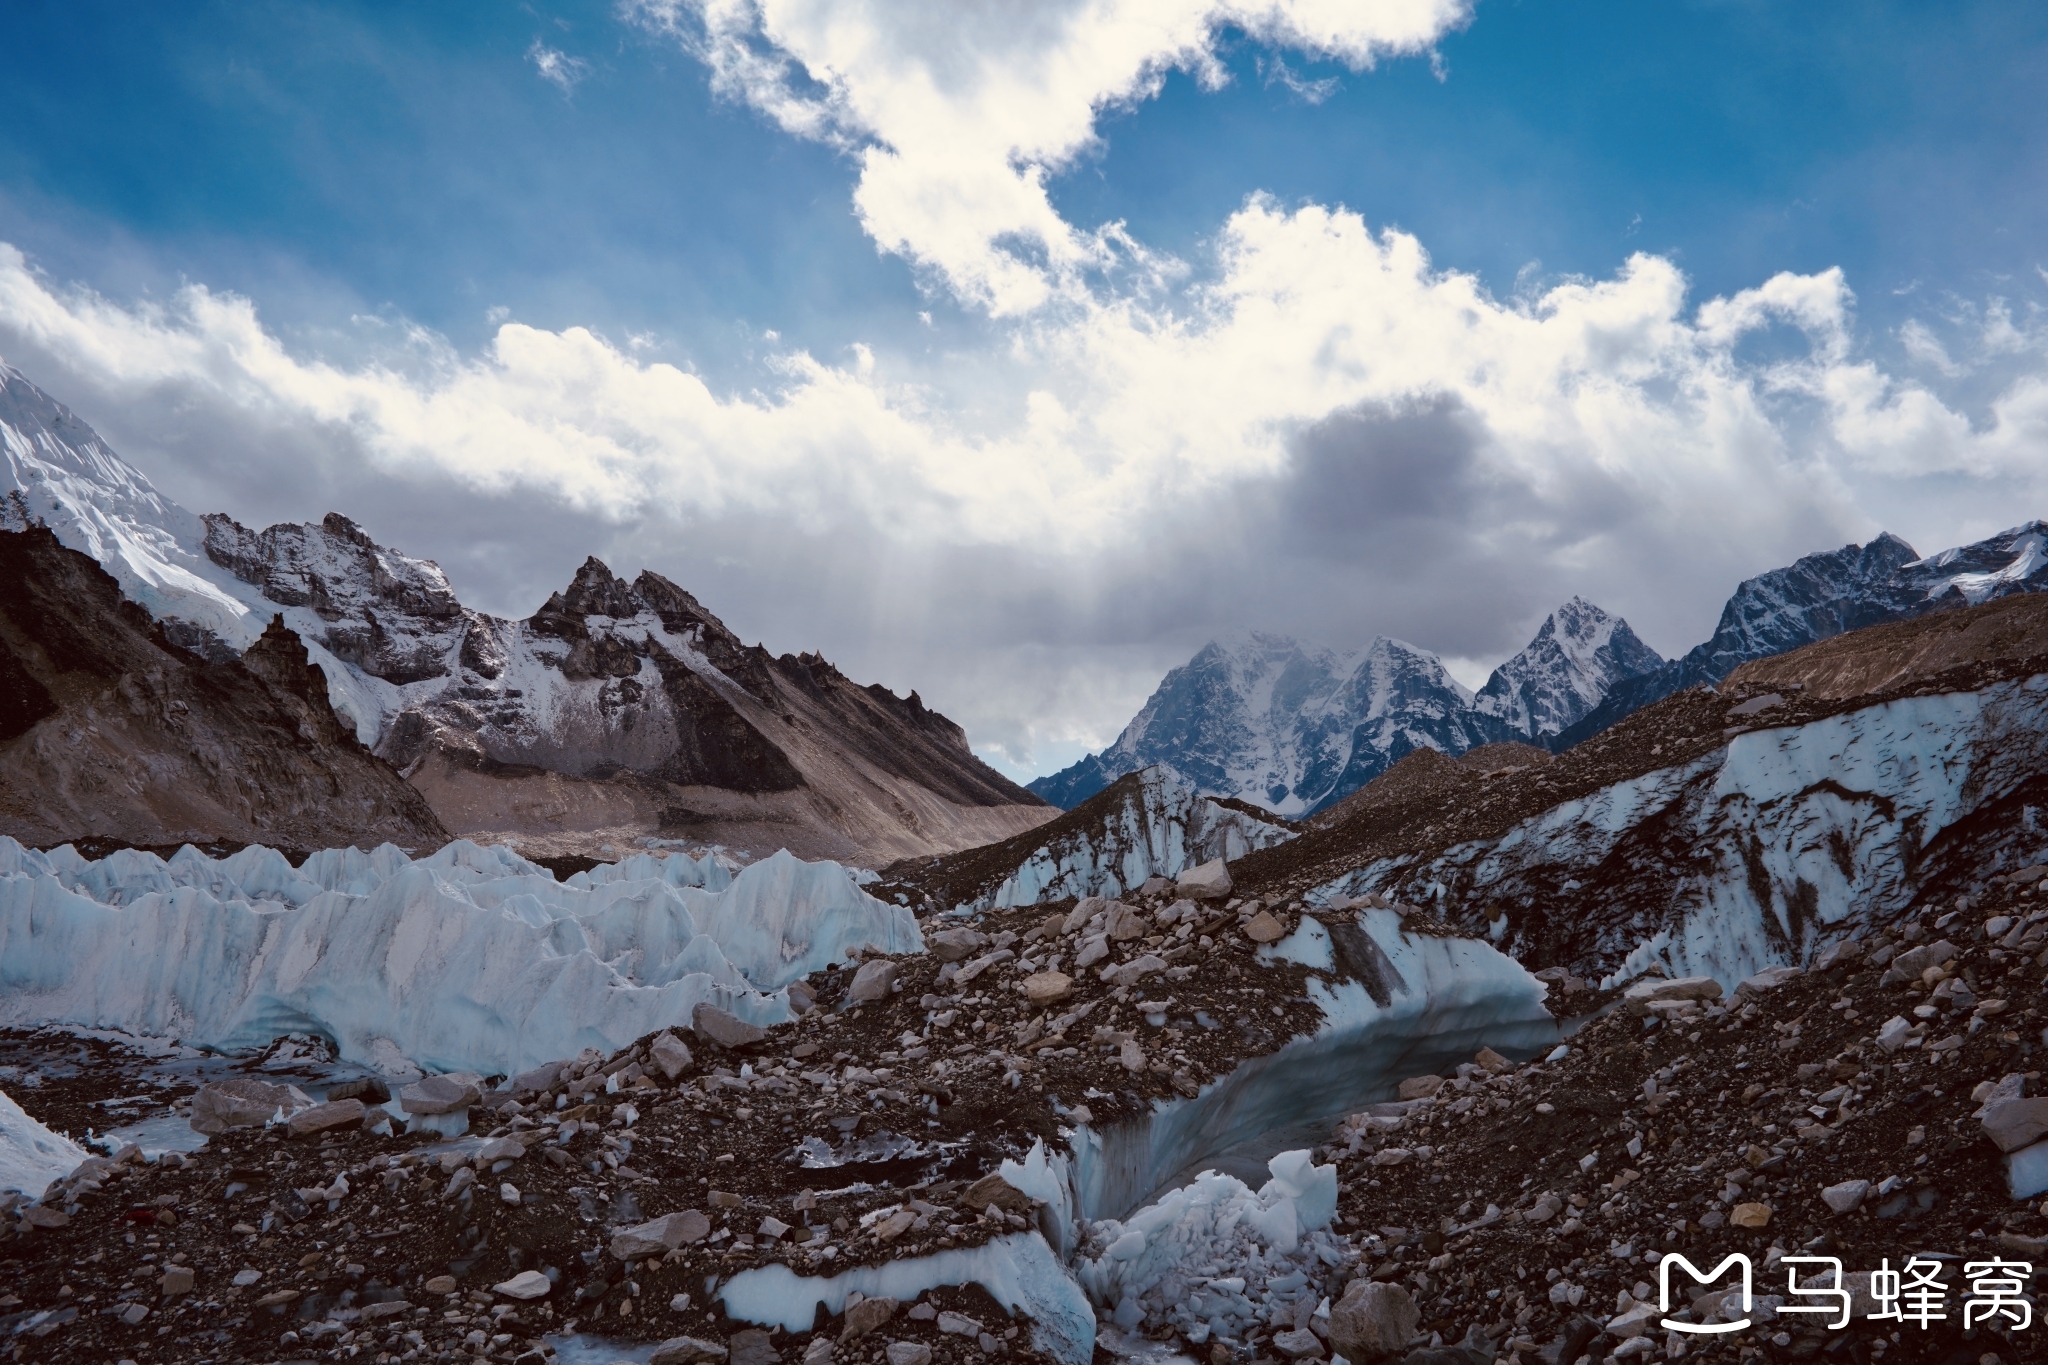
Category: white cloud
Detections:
[
  {"x1": 528, "y1": 40, "x2": 590, "y2": 94},
  {"x1": 625, "y1": 0, "x2": 1472, "y2": 312},
  {"x1": 3, "y1": 1, "x2": 2044, "y2": 773}
]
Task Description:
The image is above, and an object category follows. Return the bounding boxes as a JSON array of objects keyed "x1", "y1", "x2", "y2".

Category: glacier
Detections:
[
  {"x1": 1311, "y1": 674, "x2": 2048, "y2": 988},
  {"x1": 0, "y1": 838, "x2": 918, "y2": 1077},
  {"x1": 972, "y1": 766, "x2": 1297, "y2": 911}
]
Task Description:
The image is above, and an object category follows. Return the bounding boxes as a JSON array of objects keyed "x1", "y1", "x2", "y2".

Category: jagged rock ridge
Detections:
[
  {"x1": 0, "y1": 525, "x2": 450, "y2": 852},
  {"x1": 0, "y1": 362, "x2": 1052, "y2": 864},
  {"x1": 1031, "y1": 600, "x2": 1662, "y2": 816},
  {"x1": 1552, "y1": 521, "x2": 2048, "y2": 746}
]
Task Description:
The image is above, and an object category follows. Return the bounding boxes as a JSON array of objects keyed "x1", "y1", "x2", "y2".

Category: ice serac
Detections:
[
  {"x1": 890, "y1": 766, "x2": 1297, "y2": 912},
  {"x1": 1030, "y1": 632, "x2": 1517, "y2": 818},
  {"x1": 0, "y1": 361, "x2": 1051, "y2": 864},
  {"x1": 0, "y1": 836, "x2": 916, "y2": 1077},
  {"x1": 1, "y1": 1084, "x2": 87, "y2": 1197},
  {"x1": 1313, "y1": 675, "x2": 2048, "y2": 989},
  {"x1": 0, "y1": 525, "x2": 450, "y2": 852}
]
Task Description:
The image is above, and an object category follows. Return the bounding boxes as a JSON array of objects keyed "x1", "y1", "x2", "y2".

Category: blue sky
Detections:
[{"x1": 1, "y1": 0, "x2": 2044, "y2": 778}]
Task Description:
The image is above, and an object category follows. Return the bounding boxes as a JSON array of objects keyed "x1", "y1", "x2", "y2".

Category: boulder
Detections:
[
  {"x1": 492, "y1": 1270, "x2": 552, "y2": 1300},
  {"x1": 1273, "y1": 1327, "x2": 1324, "y2": 1359},
  {"x1": 1063, "y1": 898, "x2": 1106, "y2": 935},
  {"x1": 1176, "y1": 859, "x2": 1233, "y2": 901},
  {"x1": 1101, "y1": 954, "x2": 1167, "y2": 987},
  {"x1": 1398, "y1": 1075, "x2": 1445, "y2": 1100},
  {"x1": 511, "y1": 1060, "x2": 567, "y2": 1095},
  {"x1": 159, "y1": 1266, "x2": 196, "y2": 1296},
  {"x1": 286, "y1": 1098, "x2": 366, "y2": 1139},
  {"x1": 611, "y1": 1210, "x2": 713, "y2": 1260},
  {"x1": 928, "y1": 928, "x2": 989, "y2": 962},
  {"x1": 841, "y1": 1296, "x2": 899, "y2": 1339},
  {"x1": 1812, "y1": 940, "x2": 1862, "y2": 972},
  {"x1": 189, "y1": 1077, "x2": 308, "y2": 1134},
  {"x1": 1730, "y1": 1202, "x2": 1772, "y2": 1228},
  {"x1": 730, "y1": 1329, "x2": 780, "y2": 1365},
  {"x1": 324, "y1": 1076, "x2": 391, "y2": 1105},
  {"x1": 846, "y1": 960, "x2": 899, "y2": 1005},
  {"x1": 400, "y1": 1074, "x2": 482, "y2": 1116},
  {"x1": 1622, "y1": 976, "x2": 1722, "y2": 1017},
  {"x1": 1244, "y1": 911, "x2": 1288, "y2": 944},
  {"x1": 1105, "y1": 902, "x2": 1147, "y2": 941},
  {"x1": 1022, "y1": 971, "x2": 1074, "y2": 1004},
  {"x1": 1981, "y1": 1098, "x2": 2048, "y2": 1153},
  {"x1": 787, "y1": 981, "x2": 816, "y2": 1015},
  {"x1": 1734, "y1": 966, "x2": 1801, "y2": 999},
  {"x1": 961, "y1": 1172, "x2": 1032, "y2": 1212},
  {"x1": 1328, "y1": 1279, "x2": 1418, "y2": 1365},
  {"x1": 694, "y1": 1003, "x2": 767, "y2": 1049},
  {"x1": 1473, "y1": 1047, "x2": 1511, "y2": 1074},
  {"x1": 884, "y1": 1346, "x2": 931, "y2": 1365},
  {"x1": 1820, "y1": 1180, "x2": 1869, "y2": 1213},
  {"x1": 651, "y1": 1338, "x2": 731, "y2": 1365},
  {"x1": 1891, "y1": 940, "x2": 1957, "y2": 979},
  {"x1": 650, "y1": 1032, "x2": 695, "y2": 1081}
]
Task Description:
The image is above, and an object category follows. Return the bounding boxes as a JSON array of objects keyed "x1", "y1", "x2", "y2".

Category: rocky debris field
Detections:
[
  {"x1": 0, "y1": 862, "x2": 1351, "y2": 1364},
  {"x1": 1310, "y1": 858, "x2": 2048, "y2": 1365}
]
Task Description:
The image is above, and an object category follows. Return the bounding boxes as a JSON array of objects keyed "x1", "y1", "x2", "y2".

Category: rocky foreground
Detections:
[{"x1": 5, "y1": 848, "x2": 2045, "y2": 1365}]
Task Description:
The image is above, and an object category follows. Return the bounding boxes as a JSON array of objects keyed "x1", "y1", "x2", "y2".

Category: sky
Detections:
[{"x1": 1, "y1": 0, "x2": 2044, "y2": 782}]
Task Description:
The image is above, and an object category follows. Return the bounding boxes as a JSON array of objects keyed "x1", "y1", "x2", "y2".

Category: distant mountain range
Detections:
[
  {"x1": 1031, "y1": 521, "x2": 2048, "y2": 815},
  {"x1": 0, "y1": 362, "x2": 1051, "y2": 863}
]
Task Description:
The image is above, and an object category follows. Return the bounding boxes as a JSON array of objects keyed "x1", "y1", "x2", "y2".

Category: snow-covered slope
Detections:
[
  {"x1": 1555, "y1": 522, "x2": 2048, "y2": 747},
  {"x1": 1308, "y1": 672, "x2": 2048, "y2": 988},
  {"x1": 0, "y1": 362, "x2": 1051, "y2": 864},
  {"x1": 0, "y1": 835, "x2": 919, "y2": 1077}
]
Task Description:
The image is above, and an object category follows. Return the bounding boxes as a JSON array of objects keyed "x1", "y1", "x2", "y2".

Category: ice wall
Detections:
[
  {"x1": 0, "y1": 1085, "x2": 87, "y2": 1197},
  {"x1": 0, "y1": 839, "x2": 918, "y2": 1076},
  {"x1": 1312, "y1": 675, "x2": 2048, "y2": 987},
  {"x1": 721, "y1": 1232, "x2": 1095, "y2": 1365},
  {"x1": 981, "y1": 766, "x2": 1297, "y2": 910}
]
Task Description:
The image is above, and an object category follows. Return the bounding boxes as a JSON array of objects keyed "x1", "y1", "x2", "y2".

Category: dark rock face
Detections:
[
  {"x1": 203, "y1": 510, "x2": 466, "y2": 686},
  {"x1": 0, "y1": 526, "x2": 450, "y2": 851},
  {"x1": 1552, "y1": 522, "x2": 2048, "y2": 748}
]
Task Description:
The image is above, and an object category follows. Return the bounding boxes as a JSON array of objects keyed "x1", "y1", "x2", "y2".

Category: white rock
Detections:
[
  {"x1": 1820, "y1": 1179, "x2": 1869, "y2": 1213},
  {"x1": 493, "y1": 1269, "x2": 552, "y2": 1299},
  {"x1": 1176, "y1": 858, "x2": 1234, "y2": 901}
]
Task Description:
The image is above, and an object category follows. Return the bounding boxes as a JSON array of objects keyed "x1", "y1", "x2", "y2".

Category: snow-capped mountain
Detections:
[
  {"x1": 1033, "y1": 632, "x2": 1525, "y2": 816},
  {"x1": 1031, "y1": 600, "x2": 1663, "y2": 816},
  {"x1": 1553, "y1": 522, "x2": 2048, "y2": 747},
  {"x1": 0, "y1": 362, "x2": 1052, "y2": 864},
  {"x1": 1471, "y1": 595, "x2": 1664, "y2": 738}
]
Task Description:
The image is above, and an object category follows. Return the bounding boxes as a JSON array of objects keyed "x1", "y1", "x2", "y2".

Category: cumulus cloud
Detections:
[
  {"x1": 624, "y1": 0, "x2": 1471, "y2": 312},
  {"x1": 2, "y1": 3, "x2": 2044, "y2": 773}
]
